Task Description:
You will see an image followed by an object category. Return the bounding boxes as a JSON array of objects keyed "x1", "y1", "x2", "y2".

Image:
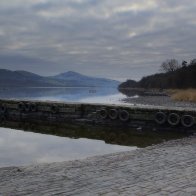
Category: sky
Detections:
[{"x1": 0, "y1": 0, "x2": 196, "y2": 81}]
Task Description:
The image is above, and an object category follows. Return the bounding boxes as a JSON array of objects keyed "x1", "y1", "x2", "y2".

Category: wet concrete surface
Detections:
[{"x1": 0, "y1": 135, "x2": 195, "y2": 195}]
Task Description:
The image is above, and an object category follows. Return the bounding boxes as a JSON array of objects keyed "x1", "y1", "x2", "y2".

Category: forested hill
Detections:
[
  {"x1": 119, "y1": 61, "x2": 196, "y2": 89},
  {"x1": 0, "y1": 69, "x2": 120, "y2": 88}
]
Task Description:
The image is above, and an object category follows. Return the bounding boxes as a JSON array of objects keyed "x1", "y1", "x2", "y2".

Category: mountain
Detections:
[
  {"x1": 0, "y1": 69, "x2": 61, "y2": 87},
  {"x1": 50, "y1": 71, "x2": 120, "y2": 87},
  {"x1": 0, "y1": 69, "x2": 120, "y2": 88}
]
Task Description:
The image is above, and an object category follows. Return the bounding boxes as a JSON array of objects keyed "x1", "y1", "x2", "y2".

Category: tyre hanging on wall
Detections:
[
  {"x1": 0, "y1": 104, "x2": 7, "y2": 113},
  {"x1": 119, "y1": 110, "x2": 130, "y2": 122},
  {"x1": 30, "y1": 103, "x2": 37, "y2": 112},
  {"x1": 181, "y1": 115, "x2": 194, "y2": 128},
  {"x1": 51, "y1": 105, "x2": 59, "y2": 114},
  {"x1": 109, "y1": 109, "x2": 118, "y2": 120},
  {"x1": 24, "y1": 103, "x2": 31, "y2": 112},
  {"x1": 155, "y1": 112, "x2": 167, "y2": 125},
  {"x1": 98, "y1": 108, "x2": 108, "y2": 119},
  {"x1": 18, "y1": 102, "x2": 25, "y2": 112},
  {"x1": 0, "y1": 112, "x2": 6, "y2": 122},
  {"x1": 168, "y1": 113, "x2": 180, "y2": 126}
]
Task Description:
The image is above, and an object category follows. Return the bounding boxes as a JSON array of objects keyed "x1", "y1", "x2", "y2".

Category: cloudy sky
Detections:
[{"x1": 0, "y1": 0, "x2": 196, "y2": 81}]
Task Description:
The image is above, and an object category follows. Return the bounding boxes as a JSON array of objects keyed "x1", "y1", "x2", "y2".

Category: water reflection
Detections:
[
  {"x1": 0, "y1": 127, "x2": 134, "y2": 167},
  {"x1": 0, "y1": 122, "x2": 188, "y2": 167},
  {"x1": 0, "y1": 87, "x2": 128, "y2": 104}
]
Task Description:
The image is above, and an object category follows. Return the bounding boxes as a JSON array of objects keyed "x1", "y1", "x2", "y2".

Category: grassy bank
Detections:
[{"x1": 167, "y1": 89, "x2": 196, "y2": 102}]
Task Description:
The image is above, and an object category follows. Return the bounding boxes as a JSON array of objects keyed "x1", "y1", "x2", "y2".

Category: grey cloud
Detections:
[{"x1": 0, "y1": 0, "x2": 196, "y2": 81}]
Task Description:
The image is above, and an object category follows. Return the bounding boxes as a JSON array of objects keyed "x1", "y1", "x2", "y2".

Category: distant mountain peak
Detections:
[
  {"x1": 58, "y1": 71, "x2": 82, "y2": 76},
  {"x1": 0, "y1": 68, "x2": 120, "y2": 88},
  {"x1": 66, "y1": 71, "x2": 79, "y2": 74},
  {"x1": 53, "y1": 71, "x2": 84, "y2": 80}
]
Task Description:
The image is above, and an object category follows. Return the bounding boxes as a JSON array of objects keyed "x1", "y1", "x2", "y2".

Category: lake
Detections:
[
  {"x1": 0, "y1": 122, "x2": 187, "y2": 168},
  {"x1": 0, "y1": 87, "x2": 130, "y2": 104},
  {"x1": 0, "y1": 127, "x2": 135, "y2": 167}
]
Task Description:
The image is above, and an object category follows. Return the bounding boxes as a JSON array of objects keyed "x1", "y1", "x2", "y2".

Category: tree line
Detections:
[{"x1": 119, "y1": 59, "x2": 196, "y2": 89}]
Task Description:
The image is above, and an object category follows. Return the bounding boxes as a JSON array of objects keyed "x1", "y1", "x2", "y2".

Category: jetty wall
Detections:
[{"x1": 0, "y1": 99, "x2": 196, "y2": 130}]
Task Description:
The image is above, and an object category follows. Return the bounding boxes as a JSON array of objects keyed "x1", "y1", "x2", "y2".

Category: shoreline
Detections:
[
  {"x1": 119, "y1": 87, "x2": 196, "y2": 109},
  {"x1": 122, "y1": 94, "x2": 196, "y2": 110}
]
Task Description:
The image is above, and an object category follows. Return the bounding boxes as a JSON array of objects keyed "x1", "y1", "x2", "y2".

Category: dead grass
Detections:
[{"x1": 167, "y1": 89, "x2": 196, "y2": 102}]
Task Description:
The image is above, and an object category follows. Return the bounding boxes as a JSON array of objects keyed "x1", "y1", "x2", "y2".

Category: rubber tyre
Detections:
[
  {"x1": 109, "y1": 109, "x2": 118, "y2": 120},
  {"x1": 98, "y1": 109, "x2": 108, "y2": 119},
  {"x1": 0, "y1": 117, "x2": 2, "y2": 122},
  {"x1": 0, "y1": 104, "x2": 7, "y2": 113},
  {"x1": 155, "y1": 112, "x2": 167, "y2": 125},
  {"x1": 0, "y1": 113, "x2": 4, "y2": 122},
  {"x1": 168, "y1": 113, "x2": 180, "y2": 126},
  {"x1": 30, "y1": 103, "x2": 37, "y2": 112},
  {"x1": 25, "y1": 103, "x2": 31, "y2": 112},
  {"x1": 51, "y1": 105, "x2": 58, "y2": 114},
  {"x1": 18, "y1": 102, "x2": 25, "y2": 112},
  {"x1": 119, "y1": 110, "x2": 130, "y2": 122},
  {"x1": 181, "y1": 115, "x2": 194, "y2": 128}
]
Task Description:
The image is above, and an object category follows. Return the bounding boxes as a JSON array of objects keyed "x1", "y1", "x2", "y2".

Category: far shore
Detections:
[
  {"x1": 119, "y1": 88, "x2": 196, "y2": 109},
  {"x1": 119, "y1": 87, "x2": 196, "y2": 103}
]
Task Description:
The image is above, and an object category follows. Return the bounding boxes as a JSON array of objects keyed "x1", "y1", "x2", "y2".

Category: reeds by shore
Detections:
[{"x1": 167, "y1": 89, "x2": 196, "y2": 102}]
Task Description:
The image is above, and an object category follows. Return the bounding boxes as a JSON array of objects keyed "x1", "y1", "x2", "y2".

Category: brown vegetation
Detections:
[{"x1": 168, "y1": 89, "x2": 196, "y2": 102}]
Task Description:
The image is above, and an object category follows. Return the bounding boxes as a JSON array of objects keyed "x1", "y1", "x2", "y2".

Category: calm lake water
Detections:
[
  {"x1": 0, "y1": 87, "x2": 131, "y2": 104},
  {"x1": 0, "y1": 122, "x2": 188, "y2": 168},
  {"x1": 0, "y1": 127, "x2": 135, "y2": 167}
]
